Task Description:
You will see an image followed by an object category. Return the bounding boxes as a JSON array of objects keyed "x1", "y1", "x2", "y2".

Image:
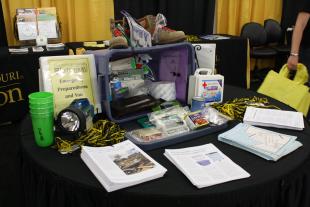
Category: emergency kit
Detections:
[{"x1": 88, "y1": 42, "x2": 228, "y2": 150}]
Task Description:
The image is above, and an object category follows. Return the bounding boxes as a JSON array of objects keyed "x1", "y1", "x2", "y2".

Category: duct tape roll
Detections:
[{"x1": 149, "y1": 81, "x2": 176, "y2": 101}]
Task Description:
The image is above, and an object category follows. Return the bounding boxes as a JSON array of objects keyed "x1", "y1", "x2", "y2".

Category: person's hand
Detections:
[{"x1": 287, "y1": 55, "x2": 298, "y2": 70}]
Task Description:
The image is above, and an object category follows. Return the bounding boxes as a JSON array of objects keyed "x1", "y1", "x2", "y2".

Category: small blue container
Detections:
[
  {"x1": 111, "y1": 78, "x2": 122, "y2": 90},
  {"x1": 191, "y1": 96, "x2": 205, "y2": 112}
]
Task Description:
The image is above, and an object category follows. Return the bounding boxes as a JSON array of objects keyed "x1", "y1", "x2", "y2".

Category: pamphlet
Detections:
[
  {"x1": 37, "y1": 7, "x2": 58, "y2": 38},
  {"x1": 200, "y1": 35, "x2": 230, "y2": 40},
  {"x1": 164, "y1": 143, "x2": 250, "y2": 188},
  {"x1": 32, "y1": 46, "x2": 44, "y2": 52},
  {"x1": 243, "y1": 106, "x2": 304, "y2": 130},
  {"x1": 39, "y1": 54, "x2": 101, "y2": 116},
  {"x1": 16, "y1": 8, "x2": 37, "y2": 40},
  {"x1": 46, "y1": 43, "x2": 65, "y2": 51},
  {"x1": 9, "y1": 48, "x2": 29, "y2": 54},
  {"x1": 81, "y1": 140, "x2": 167, "y2": 192},
  {"x1": 218, "y1": 123, "x2": 303, "y2": 161}
]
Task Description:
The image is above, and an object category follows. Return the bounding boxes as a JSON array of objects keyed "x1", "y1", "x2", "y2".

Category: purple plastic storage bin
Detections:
[{"x1": 87, "y1": 42, "x2": 195, "y2": 123}]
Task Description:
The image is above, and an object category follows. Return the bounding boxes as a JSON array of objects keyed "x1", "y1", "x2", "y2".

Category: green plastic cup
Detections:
[
  {"x1": 29, "y1": 101, "x2": 54, "y2": 115},
  {"x1": 29, "y1": 101, "x2": 54, "y2": 108},
  {"x1": 30, "y1": 112, "x2": 55, "y2": 147},
  {"x1": 29, "y1": 92, "x2": 54, "y2": 103},
  {"x1": 29, "y1": 103, "x2": 53, "y2": 109},
  {"x1": 30, "y1": 108, "x2": 54, "y2": 114}
]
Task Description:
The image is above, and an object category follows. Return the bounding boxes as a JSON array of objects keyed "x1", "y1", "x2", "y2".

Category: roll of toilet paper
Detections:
[{"x1": 149, "y1": 81, "x2": 176, "y2": 101}]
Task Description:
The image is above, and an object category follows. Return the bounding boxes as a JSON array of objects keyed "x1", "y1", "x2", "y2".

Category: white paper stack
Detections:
[
  {"x1": 81, "y1": 140, "x2": 167, "y2": 192},
  {"x1": 164, "y1": 143, "x2": 250, "y2": 188},
  {"x1": 149, "y1": 81, "x2": 176, "y2": 101},
  {"x1": 218, "y1": 123, "x2": 302, "y2": 161},
  {"x1": 9, "y1": 48, "x2": 29, "y2": 54},
  {"x1": 46, "y1": 43, "x2": 65, "y2": 51},
  {"x1": 243, "y1": 106, "x2": 304, "y2": 130}
]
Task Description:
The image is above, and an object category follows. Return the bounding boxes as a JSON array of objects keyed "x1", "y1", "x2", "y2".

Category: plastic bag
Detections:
[{"x1": 257, "y1": 64, "x2": 310, "y2": 116}]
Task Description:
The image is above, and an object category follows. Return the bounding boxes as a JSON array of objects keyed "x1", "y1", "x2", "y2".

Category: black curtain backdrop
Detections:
[
  {"x1": 0, "y1": 1, "x2": 8, "y2": 47},
  {"x1": 281, "y1": 0, "x2": 299, "y2": 30},
  {"x1": 114, "y1": 0, "x2": 215, "y2": 35}
]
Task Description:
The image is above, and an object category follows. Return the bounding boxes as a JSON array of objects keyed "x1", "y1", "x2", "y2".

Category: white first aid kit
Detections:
[{"x1": 187, "y1": 68, "x2": 224, "y2": 105}]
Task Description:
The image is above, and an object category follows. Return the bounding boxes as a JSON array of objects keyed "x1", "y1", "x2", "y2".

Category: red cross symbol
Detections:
[{"x1": 202, "y1": 81, "x2": 207, "y2": 89}]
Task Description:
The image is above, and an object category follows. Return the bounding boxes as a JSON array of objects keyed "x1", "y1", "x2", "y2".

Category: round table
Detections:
[{"x1": 20, "y1": 85, "x2": 310, "y2": 207}]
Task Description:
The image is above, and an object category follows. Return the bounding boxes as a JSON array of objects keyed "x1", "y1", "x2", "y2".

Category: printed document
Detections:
[
  {"x1": 218, "y1": 123, "x2": 302, "y2": 161},
  {"x1": 200, "y1": 35, "x2": 230, "y2": 40},
  {"x1": 164, "y1": 143, "x2": 250, "y2": 188},
  {"x1": 81, "y1": 140, "x2": 167, "y2": 192},
  {"x1": 38, "y1": 20, "x2": 58, "y2": 38},
  {"x1": 243, "y1": 106, "x2": 304, "y2": 130}
]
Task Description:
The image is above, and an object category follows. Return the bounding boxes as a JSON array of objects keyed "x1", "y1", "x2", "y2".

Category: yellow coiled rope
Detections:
[
  {"x1": 211, "y1": 96, "x2": 280, "y2": 121},
  {"x1": 54, "y1": 119, "x2": 125, "y2": 154},
  {"x1": 186, "y1": 35, "x2": 201, "y2": 43}
]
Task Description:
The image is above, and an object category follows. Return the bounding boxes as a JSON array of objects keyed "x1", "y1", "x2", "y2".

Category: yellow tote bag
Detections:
[{"x1": 257, "y1": 64, "x2": 310, "y2": 116}]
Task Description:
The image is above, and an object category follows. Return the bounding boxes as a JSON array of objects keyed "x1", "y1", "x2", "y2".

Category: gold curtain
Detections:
[
  {"x1": 216, "y1": 0, "x2": 283, "y2": 82},
  {"x1": 216, "y1": 0, "x2": 282, "y2": 36},
  {"x1": 1, "y1": 0, "x2": 114, "y2": 45}
]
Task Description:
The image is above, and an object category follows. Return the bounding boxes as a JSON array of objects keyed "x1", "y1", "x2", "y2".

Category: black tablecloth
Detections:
[
  {"x1": 65, "y1": 41, "x2": 108, "y2": 54},
  {"x1": 0, "y1": 121, "x2": 22, "y2": 207},
  {"x1": 0, "y1": 47, "x2": 68, "y2": 124},
  {"x1": 20, "y1": 85, "x2": 310, "y2": 207}
]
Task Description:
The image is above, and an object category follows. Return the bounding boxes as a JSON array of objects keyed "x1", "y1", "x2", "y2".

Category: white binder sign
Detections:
[{"x1": 193, "y1": 44, "x2": 216, "y2": 69}]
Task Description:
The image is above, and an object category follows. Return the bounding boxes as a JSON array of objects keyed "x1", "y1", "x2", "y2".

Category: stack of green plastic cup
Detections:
[{"x1": 28, "y1": 92, "x2": 55, "y2": 147}]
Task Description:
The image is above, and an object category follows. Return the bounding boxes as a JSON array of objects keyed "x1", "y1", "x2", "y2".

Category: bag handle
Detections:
[
  {"x1": 194, "y1": 68, "x2": 214, "y2": 76},
  {"x1": 279, "y1": 63, "x2": 309, "y2": 85}
]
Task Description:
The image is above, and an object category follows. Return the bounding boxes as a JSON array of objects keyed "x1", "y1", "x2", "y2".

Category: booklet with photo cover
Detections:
[
  {"x1": 81, "y1": 140, "x2": 167, "y2": 192},
  {"x1": 164, "y1": 143, "x2": 250, "y2": 188},
  {"x1": 39, "y1": 54, "x2": 101, "y2": 116}
]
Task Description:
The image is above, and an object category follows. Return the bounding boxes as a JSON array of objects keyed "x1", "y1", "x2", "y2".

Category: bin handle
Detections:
[{"x1": 194, "y1": 68, "x2": 214, "y2": 76}]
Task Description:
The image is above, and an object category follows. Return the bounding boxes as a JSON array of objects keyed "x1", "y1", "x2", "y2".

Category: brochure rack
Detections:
[{"x1": 14, "y1": 7, "x2": 62, "y2": 45}]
